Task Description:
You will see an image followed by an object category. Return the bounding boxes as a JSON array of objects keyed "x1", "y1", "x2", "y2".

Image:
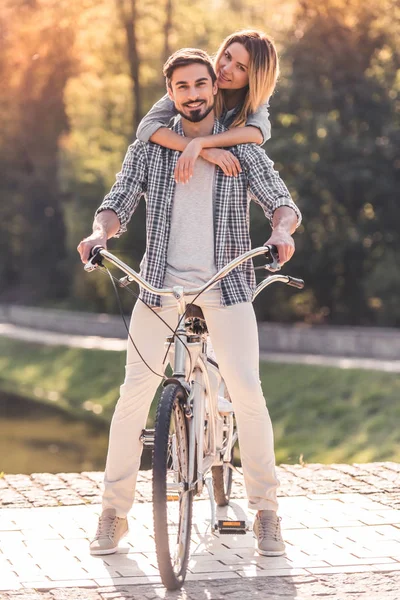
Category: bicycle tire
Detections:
[
  {"x1": 153, "y1": 383, "x2": 193, "y2": 590},
  {"x1": 212, "y1": 446, "x2": 234, "y2": 507}
]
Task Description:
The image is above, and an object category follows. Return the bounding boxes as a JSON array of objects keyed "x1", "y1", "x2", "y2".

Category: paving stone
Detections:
[
  {"x1": 2, "y1": 463, "x2": 400, "y2": 598},
  {"x1": 21, "y1": 580, "x2": 97, "y2": 590},
  {"x1": 184, "y1": 571, "x2": 241, "y2": 581},
  {"x1": 237, "y1": 566, "x2": 308, "y2": 577},
  {"x1": 1, "y1": 572, "x2": 400, "y2": 599},
  {"x1": 94, "y1": 576, "x2": 162, "y2": 586},
  {"x1": 1, "y1": 462, "x2": 399, "y2": 510}
]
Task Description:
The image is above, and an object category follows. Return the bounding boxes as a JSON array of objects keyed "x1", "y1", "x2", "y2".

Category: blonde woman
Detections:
[{"x1": 137, "y1": 30, "x2": 279, "y2": 183}]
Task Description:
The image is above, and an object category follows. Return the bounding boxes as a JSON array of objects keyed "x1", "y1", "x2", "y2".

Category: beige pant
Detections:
[{"x1": 103, "y1": 289, "x2": 280, "y2": 516}]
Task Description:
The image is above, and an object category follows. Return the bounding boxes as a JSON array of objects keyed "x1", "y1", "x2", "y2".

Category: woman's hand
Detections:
[
  {"x1": 201, "y1": 148, "x2": 242, "y2": 177},
  {"x1": 174, "y1": 138, "x2": 204, "y2": 183}
]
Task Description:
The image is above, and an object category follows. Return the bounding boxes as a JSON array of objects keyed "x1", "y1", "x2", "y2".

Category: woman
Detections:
[{"x1": 136, "y1": 30, "x2": 279, "y2": 183}]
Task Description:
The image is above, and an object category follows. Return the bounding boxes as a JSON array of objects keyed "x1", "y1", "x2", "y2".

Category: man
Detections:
[{"x1": 78, "y1": 48, "x2": 302, "y2": 557}]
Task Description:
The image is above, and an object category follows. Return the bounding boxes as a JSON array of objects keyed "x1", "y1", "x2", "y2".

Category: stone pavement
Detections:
[{"x1": 1, "y1": 463, "x2": 400, "y2": 599}]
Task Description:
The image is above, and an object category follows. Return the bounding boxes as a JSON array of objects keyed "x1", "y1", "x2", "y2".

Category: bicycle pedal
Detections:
[
  {"x1": 166, "y1": 494, "x2": 180, "y2": 501},
  {"x1": 140, "y1": 428, "x2": 155, "y2": 447},
  {"x1": 217, "y1": 520, "x2": 247, "y2": 535}
]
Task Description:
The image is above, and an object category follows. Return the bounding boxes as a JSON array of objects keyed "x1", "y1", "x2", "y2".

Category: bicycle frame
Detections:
[
  {"x1": 85, "y1": 245, "x2": 305, "y2": 589},
  {"x1": 85, "y1": 246, "x2": 304, "y2": 495}
]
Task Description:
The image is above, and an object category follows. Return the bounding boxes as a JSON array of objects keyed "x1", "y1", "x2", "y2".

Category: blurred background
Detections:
[{"x1": 1, "y1": 0, "x2": 399, "y2": 475}]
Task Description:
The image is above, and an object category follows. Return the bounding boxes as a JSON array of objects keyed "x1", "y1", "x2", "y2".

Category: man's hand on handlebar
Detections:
[
  {"x1": 264, "y1": 229, "x2": 295, "y2": 267},
  {"x1": 77, "y1": 210, "x2": 121, "y2": 264},
  {"x1": 77, "y1": 233, "x2": 107, "y2": 264}
]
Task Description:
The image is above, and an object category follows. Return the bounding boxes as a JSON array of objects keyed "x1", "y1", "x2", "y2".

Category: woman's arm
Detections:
[
  {"x1": 147, "y1": 128, "x2": 242, "y2": 181},
  {"x1": 173, "y1": 126, "x2": 262, "y2": 183},
  {"x1": 149, "y1": 128, "x2": 191, "y2": 151},
  {"x1": 199, "y1": 100, "x2": 271, "y2": 147},
  {"x1": 150, "y1": 123, "x2": 263, "y2": 153},
  {"x1": 173, "y1": 101, "x2": 272, "y2": 182},
  {"x1": 197, "y1": 125, "x2": 263, "y2": 149},
  {"x1": 137, "y1": 94, "x2": 194, "y2": 151},
  {"x1": 243, "y1": 101, "x2": 271, "y2": 144},
  {"x1": 136, "y1": 94, "x2": 178, "y2": 143}
]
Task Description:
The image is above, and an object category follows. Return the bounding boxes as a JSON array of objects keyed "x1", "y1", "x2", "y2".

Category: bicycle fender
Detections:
[{"x1": 162, "y1": 378, "x2": 190, "y2": 396}]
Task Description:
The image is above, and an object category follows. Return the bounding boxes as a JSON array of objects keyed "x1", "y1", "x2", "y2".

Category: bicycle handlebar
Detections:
[{"x1": 85, "y1": 245, "x2": 304, "y2": 297}]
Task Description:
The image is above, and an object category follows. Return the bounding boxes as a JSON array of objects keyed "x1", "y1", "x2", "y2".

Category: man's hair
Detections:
[{"x1": 163, "y1": 48, "x2": 217, "y2": 87}]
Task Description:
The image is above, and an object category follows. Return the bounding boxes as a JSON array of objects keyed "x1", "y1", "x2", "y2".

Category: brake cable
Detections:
[
  {"x1": 98, "y1": 265, "x2": 194, "y2": 380},
  {"x1": 97, "y1": 248, "x2": 278, "y2": 379},
  {"x1": 160, "y1": 274, "x2": 226, "y2": 369}
]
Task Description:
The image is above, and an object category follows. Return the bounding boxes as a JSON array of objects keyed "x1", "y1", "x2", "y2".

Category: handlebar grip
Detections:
[
  {"x1": 287, "y1": 276, "x2": 305, "y2": 290},
  {"x1": 89, "y1": 245, "x2": 104, "y2": 265},
  {"x1": 264, "y1": 244, "x2": 278, "y2": 260}
]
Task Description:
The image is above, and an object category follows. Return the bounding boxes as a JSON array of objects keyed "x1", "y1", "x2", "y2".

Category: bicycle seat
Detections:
[{"x1": 186, "y1": 304, "x2": 205, "y2": 320}]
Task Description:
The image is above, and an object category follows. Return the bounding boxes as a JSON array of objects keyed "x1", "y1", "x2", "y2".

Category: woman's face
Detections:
[{"x1": 216, "y1": 42, "x2": 250, "y2": 90}]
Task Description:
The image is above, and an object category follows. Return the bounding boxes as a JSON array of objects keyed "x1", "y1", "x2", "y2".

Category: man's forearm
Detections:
[
  {"x1": 272, "y1": 206, "x2": 298, "y2": 235},
  {"x1": 265, "y1": 206, "x2": 298, "y2": 265},
  {"x1": 93, "y1": 210, "x2": 121, "y2": 239}
]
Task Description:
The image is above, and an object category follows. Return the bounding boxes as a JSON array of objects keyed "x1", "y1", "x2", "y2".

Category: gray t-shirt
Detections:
[
  {"x1": 136, "y1": 94, "x2": 271, "y2": 144},
  {"x1": 163, "y1": 156, "x2": 217, "y2": 289}
]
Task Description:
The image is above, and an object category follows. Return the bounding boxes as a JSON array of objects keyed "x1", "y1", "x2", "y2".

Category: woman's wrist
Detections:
[
  {"x1": 189, "y1": 137, "x2": 205, "y2": 149},
  {"x1": 197, "y1": 136, "x2": 214, "y2": 149},
  {"x1": 200, "y1": 147, "x2": 213, "y2": 158}
]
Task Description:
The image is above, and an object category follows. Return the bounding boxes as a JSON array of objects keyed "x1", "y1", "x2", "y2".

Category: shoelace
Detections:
[
  {"x1": 258, "y1": 515, "x2": 282, "y2": 541},
  {"x1": 95, "y1": 514, "x2": 118, "y2": 540}
]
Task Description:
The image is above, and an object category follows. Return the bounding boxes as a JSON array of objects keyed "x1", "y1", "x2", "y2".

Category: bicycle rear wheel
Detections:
[{"x1": 152, "y1": 383, "x2": 193, "y2": 590}]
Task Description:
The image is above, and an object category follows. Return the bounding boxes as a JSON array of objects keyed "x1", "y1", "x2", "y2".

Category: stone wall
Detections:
[
  {"x1": 257, "y1": 322, "x2": 400, "y2": 360},
  {"x1": 0, "y1": 305, "x2": 127, "y2": 339},
  {"x1": 1, "y1": 304, "x2": 400, "y2": 360}
]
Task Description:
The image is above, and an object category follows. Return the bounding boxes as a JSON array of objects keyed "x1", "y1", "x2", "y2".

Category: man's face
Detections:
[{"x1": 167, "y1": 63, "x2": 218, "y2": 123}]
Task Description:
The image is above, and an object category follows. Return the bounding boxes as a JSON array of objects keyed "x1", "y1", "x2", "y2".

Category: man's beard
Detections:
[{"x1": 177, "y1": 100, "x2": 214, "y2": 123}]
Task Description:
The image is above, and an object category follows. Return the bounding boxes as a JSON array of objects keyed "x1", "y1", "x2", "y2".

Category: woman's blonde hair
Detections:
[{"x1": 214, "y1": 30, "x2": 279, "y2": 128}]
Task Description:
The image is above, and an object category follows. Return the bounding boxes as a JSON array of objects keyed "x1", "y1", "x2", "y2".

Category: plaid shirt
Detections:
[{"x1": 96, "y1": 119, "x2": 302, "y2": 307}]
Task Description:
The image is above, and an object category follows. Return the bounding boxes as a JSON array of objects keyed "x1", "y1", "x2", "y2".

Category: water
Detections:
[{"x1": 0, "y1": 392, "x2": 152, "y2": 474}]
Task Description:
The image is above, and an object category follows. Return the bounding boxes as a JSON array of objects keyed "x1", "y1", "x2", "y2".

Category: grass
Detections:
[
  {"x1": 1, "y1": 337, "x2": 400, "y2": 465},
  {"x1": 0, "y1": 338, "x2": 127, "y2": 421},
  {"x1": 259, "y1": 362, "x2": 400, "y2": 464}
]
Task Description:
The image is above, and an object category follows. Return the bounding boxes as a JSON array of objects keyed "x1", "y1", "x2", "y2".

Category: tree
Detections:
[
  {"x1": 116, "y1": 0, "x2": 142, "y2": 133},
  {"x1": 260, "y1": 0, "x2": 400, "y2": 325},
  {"x1": 163, "y1": 0, "x2": 173, "y2": 62},
  {"x1": 0, "y1": 0, "x2": 78, "y2": 303}
]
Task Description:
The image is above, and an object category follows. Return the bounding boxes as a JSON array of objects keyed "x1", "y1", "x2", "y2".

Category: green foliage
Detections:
[
  {"x1": 1, "y1": 337, "x2": 400, "y2": 463},
  {"x1": 1, "y1": 0, "x2": 399, "y2": 326},
  {"x1": 261, "y1": 0, "x2": 400, "y2": 325}
]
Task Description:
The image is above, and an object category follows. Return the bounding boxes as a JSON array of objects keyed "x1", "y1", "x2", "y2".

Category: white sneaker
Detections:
[
  {"x1": 253, "y1": 510, "x2": 285, "y2": 556},
  {"x1": 90, "y1": 508, "x2": 128, "y2": 555}
]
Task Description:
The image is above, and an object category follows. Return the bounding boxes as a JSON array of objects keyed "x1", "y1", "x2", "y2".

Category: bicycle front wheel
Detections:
[
  {"x1": 212, "y1": 445, "x2": 234, "y2": 507},
  {"x1": 152, "y1": 383, "x2": 193, "y2": 590}
]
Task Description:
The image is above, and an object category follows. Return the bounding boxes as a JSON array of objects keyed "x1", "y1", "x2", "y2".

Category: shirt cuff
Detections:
[
  {"x1": 272, "y1": 200, "x2": 302, "y2": 228},
  {"x1": 95, "y1": 205, "x2": 125, "y2": 237}
]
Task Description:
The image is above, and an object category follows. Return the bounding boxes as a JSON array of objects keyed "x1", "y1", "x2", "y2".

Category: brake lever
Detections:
[
  {"x1": 84, "y1": 245, "x2": 104, "y2": 272},
  {"x1": 264, "y1": 244, "x2": 281, "y2": 272}
]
